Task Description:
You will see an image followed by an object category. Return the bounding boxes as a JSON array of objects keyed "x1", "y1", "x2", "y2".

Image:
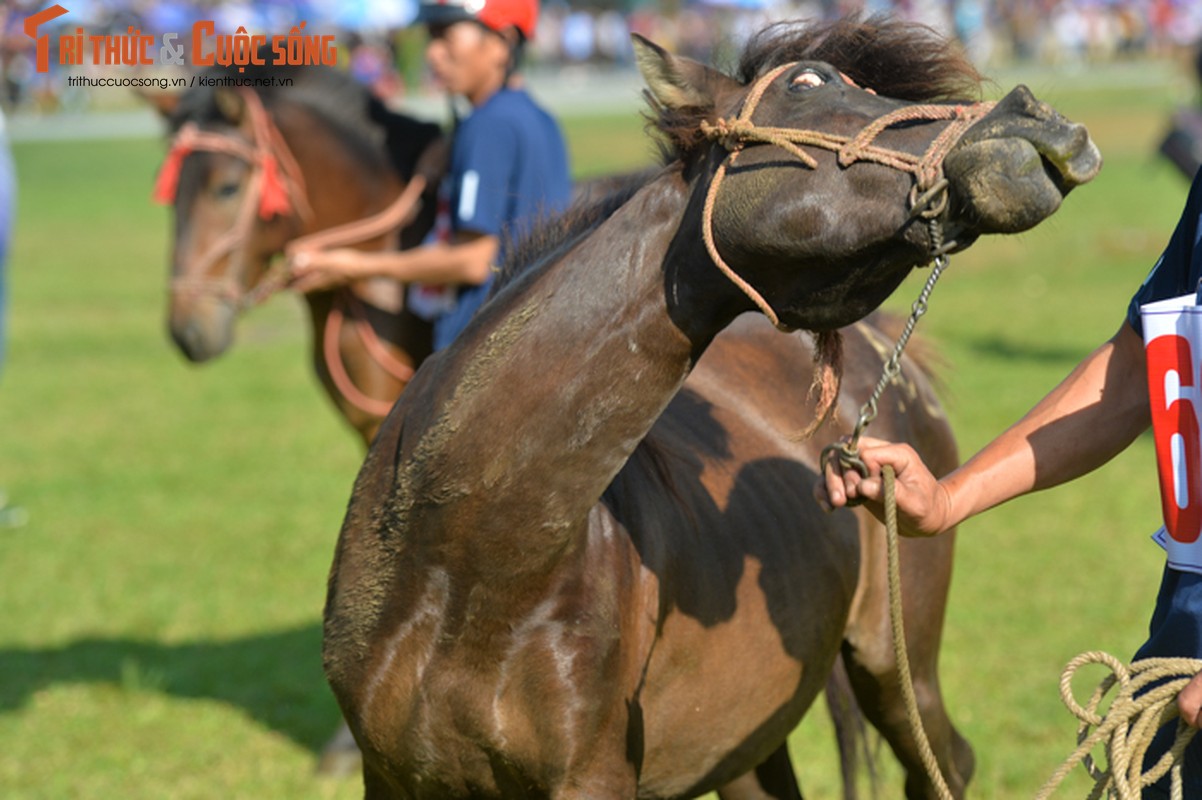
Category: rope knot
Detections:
[{"x1": 700, "y1": 117, "x2": 754, "y2": 152}]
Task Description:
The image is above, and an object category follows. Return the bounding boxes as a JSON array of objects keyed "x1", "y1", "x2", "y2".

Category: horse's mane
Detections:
[
  {"x1": 490, "y1": 167, "x2": 662, "y2": 295},
  {"x1": 650, "y1": 14, "x2": 984, "y2": 162},
  {"x1": 168, "y1": 58, "x2": 440, "y2": 180}
]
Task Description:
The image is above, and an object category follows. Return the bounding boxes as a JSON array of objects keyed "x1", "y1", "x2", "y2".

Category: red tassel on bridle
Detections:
[
  {"x1": 152, "y1": 139, "x2": 192, "y2": 205},
  {"x1": 256, "y1": 153, "x2": 292, "y2": 219},
  {"x1": 150, "y1": 91, "x2": 307, "y2": 223}
]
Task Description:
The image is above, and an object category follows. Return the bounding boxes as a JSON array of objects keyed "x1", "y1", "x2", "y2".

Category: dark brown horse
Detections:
[
  {"x1": 148, "y1": 63, "x2": 445, "y2": 447},
  {"x1": 323, "y1": 17, "x2": 1101, "y2": 800}
]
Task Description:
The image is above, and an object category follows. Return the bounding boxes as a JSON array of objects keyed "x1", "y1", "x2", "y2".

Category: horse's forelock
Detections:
[
  {"x1": 738, "y1": 14, "x2": 983, "y2": 103},
  {"x1": 647, "y1": 14, "x2": 983, "y2": 162}
]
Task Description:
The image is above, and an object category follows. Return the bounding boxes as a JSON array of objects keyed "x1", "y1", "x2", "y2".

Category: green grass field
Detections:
[{"x1": 1, "y1": 57, "x2": 1197, "y2": 798}]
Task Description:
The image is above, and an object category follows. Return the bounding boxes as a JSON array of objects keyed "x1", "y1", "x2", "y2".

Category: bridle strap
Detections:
[
  {"x1": 157, "y1": 90, "x2": 430, "y2": 313},
  {"x1": 155, "y1": 90, "x2": 433, "y2": 419},
  {"x1": 698, "y1": 62, "x2": 996, "y2": 329},
  {"x1": 323, "y1": 291, "x2": 417, "y2": 419},
  {"x1": 157, "y1": 88, "x2": 313, "y2": 310},
  {"x1": 285, "y1": 174, "x2": 428, "y2": 258}
]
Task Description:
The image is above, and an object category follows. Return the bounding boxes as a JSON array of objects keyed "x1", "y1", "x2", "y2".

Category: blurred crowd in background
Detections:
[{"x1": 1, "y1": 0, "x2": 1200, "y2": 112}]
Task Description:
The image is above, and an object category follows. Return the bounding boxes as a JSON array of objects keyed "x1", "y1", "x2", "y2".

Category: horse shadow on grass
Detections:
[
  {"x1": 965, "y1": 333, "x2": 1087, "y2": 364},
  {"x1": 0, "y1": 621, "x2": 341, "y2": 753},
  {"x1": 2, "y1": 390, "x2": 861, "y2": 771}
]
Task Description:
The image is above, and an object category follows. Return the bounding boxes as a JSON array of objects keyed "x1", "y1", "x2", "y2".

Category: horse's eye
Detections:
[
  {"x1": 213, "y1": 181, "x2": 241, "y2": 199},
  {"x1": 790, "y1": 70, "x2": 826, "y2": 92}
]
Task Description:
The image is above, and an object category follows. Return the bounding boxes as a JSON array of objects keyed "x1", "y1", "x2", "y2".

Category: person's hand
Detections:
[
  {"x1": 815, "y1": 436, "x2": 954, "y2": 536},
  {"x1": 287, "y1": 248, "x2": 373, "y2": 293},
  {"x1": 1178, "y1": 669, "x2": 1202, "y2": 727}
]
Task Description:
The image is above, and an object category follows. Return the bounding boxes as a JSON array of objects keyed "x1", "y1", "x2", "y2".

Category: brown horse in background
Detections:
[
  {"x1": 323, "y1": 17, "x2": 1101, "y2": 800},
  {"x1": 148, "y1": 63, "x2": 445, "y2": 447}
]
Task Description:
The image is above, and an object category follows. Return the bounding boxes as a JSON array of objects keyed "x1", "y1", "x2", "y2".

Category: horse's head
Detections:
[
  {"x1": 636, "y1": 17, "x2": 1101, "y2": 333},
  {"x1": 150, "y1": 87, "x2": 308, "y2": 362}
]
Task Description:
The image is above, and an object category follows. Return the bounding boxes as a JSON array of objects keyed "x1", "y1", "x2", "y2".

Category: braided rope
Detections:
[
  {"x1": 1036, "y1": 652, "x2": 1200, "y2": 799},
  {"x1": 883, "y1": 465, "x2": 958, "y2": 800},
  {"x1": 880, "y1": 465, "x2": 1202, "y2": 799},
  {"x1": 697, "y1": 62, "x2": 994, "y2": 329}
]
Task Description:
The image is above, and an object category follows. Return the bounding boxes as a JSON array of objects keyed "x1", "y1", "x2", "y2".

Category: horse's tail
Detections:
[{"x1": 826, "y1": 652, "x2": 878, "y2": 800}]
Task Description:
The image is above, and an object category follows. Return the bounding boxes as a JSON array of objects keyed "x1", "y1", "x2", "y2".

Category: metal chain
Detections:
[{"x1": 821, "y1": 217, "x2": 950, "y2": 478}]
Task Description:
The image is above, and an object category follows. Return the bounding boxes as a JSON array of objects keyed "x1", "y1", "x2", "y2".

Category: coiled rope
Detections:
[{"x1": 879, "y1": 466, "x2": 1202, "y2": 799}]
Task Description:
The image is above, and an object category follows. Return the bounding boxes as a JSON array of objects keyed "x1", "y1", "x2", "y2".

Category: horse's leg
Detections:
[
  {"x1": 842, "y1": 519, "x2": 974, "y2": 800},
  {"x1": 825, "y1": 651, "x2": 866, "y2": 800},
  {"x1": 716, "y1": 744, "x2": 802, "y2": 800}
]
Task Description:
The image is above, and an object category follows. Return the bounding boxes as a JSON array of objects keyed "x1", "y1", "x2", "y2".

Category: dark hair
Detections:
[{"x1": 646, "y1": 14, "x2": 984, "y2": 163}]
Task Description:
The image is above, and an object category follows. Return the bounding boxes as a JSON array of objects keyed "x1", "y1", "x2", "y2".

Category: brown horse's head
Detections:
[
  {"x1": 637, "y1": 15, "x2": 1101, "y2": 333},
  {"x1": 149, "y1": 66, "x2": 442, "y2": 363},
  {"x1": 154, "y1": 87, "x2": 305, "y2": 362}
]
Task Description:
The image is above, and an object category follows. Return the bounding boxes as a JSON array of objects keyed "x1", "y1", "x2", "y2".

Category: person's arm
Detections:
[
  {"x1": 821, "y1": 320, "x2": 1151, "y2": 535},
  {"x1": 288, "y1": 231, "x2": 498, "y2": 293}
]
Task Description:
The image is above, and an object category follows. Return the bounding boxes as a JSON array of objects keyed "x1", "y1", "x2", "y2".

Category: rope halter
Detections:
[
  {"x1": 697, "y1": 61, "x2": 996, "y2": 330},
  {"x1": 153, "y1": 88, "x2": 430, "y2": 316},
  {"x1": 154, "y1": 88, "x2": 314, "y2": 309},
  {"x1": 153, "y1": 88, "x2": 432, "y2": 418}
]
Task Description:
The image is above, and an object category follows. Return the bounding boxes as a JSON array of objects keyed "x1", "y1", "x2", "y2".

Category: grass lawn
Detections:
[{"x1": 0, "y1": 56, "x2": 1197, "y2": 798}]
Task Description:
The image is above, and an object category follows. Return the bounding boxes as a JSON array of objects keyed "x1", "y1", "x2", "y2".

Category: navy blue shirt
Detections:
[
  {"x1": 412, "y1": 87, "x2": 571, "y2": 351},
  {"x1": 1125, "y1": 169, "x2": 1202, "y2": 792},
  {"x1": 1127, "y1": 170, "x2": 1202, "y2": 336}
]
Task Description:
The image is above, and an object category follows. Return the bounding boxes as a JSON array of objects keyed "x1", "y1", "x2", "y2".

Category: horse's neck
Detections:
[
  {"x1": 280, "y1": 106, "x2": 403, "y2": 236},
  {"x1": 377, "y1": 175, "x2": 723, "y2": 579},
  {"x1": 281, "y1": 106, "x2": 426, "y2": 440}
]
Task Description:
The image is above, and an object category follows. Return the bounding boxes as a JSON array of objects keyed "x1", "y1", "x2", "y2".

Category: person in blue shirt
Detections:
[
  {"x1": 290, "y1": 0, "x2": 572, "y2": 351},
  {"x1": 820, "y1": 168, "x2": 1202, "y2": 796}
]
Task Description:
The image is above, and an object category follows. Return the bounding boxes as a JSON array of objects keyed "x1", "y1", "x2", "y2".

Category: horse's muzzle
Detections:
[
  {"x1": 168, "y1": 294, "x2": 236, "y2": 363},
  {"x1": 943, "y1": 84, "x2": 1102, "y2": 235}
]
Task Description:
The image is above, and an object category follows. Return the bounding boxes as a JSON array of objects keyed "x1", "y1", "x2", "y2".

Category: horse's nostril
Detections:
[
  {"x1": 170, "y1": 321, "x2": 207, "y2": 362},
  {"x1": 169, "y1": 307, "x2": 233, "y2": 363}
]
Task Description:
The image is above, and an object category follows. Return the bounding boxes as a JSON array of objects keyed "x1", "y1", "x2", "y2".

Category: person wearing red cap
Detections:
[{"x1": 290, "y1": 0, "x2": 571, "y2": 351}]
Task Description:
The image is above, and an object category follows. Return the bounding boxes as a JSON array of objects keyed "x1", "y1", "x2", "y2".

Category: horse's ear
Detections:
[
  {"x1": 135, "y1": 88, "x2": 181, "y2": 119},
  {"x1": 214, "y1": 88, "x2": 245, "y2": 125},
  {"x1": 632, "y1": 33, "x2": 739, "y2": 112}
]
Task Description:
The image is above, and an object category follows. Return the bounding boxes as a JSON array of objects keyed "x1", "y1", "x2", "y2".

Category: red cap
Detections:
[{"x1": 416, "y1": 0, "x2": 538, "y2": 41}]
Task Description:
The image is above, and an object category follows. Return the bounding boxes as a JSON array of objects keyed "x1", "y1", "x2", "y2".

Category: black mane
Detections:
[
  {"x1": 738, "y1": 15, "x2": 982, "y2": 102},
  {"x1": 491, "y1": 168, "x2": 661, "y2": 294},
  {"x1": 649, "y1": 14, "x2": 984, "y2": 163}
]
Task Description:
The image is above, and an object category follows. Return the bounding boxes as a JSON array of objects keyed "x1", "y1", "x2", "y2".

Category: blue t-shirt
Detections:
[
  {"x1": 1127, "y1": 170, "x2": 1202, "y2": 336},
  {"x1": 414, "y1": 87, "x2": 571, "y2": 351}
]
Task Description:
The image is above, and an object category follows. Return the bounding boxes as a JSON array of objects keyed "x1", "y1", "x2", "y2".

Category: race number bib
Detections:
[{"x1": 1142, "y1": 292, "x2": 1202, "y2": 572}]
